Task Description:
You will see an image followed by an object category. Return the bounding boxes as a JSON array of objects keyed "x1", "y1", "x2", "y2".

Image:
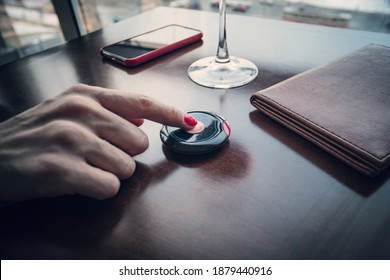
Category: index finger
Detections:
[{"x1": 77, "y1": 85, "x2": 197, "y2": 129}]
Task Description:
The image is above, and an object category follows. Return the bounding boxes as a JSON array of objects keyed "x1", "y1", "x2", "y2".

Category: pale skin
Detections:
[{"x1": 0, "y1": 84, "x2": 197, "y2": 207}]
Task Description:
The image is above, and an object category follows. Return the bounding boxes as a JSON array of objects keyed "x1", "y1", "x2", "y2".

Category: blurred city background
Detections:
[{"x1": 1, "y1": 0, "x2": 390, "y2": 65}]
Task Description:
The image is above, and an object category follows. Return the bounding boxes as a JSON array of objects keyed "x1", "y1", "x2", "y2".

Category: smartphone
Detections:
[{"x1": 100, "y1": 24, "x2": 203, "y2": 67}]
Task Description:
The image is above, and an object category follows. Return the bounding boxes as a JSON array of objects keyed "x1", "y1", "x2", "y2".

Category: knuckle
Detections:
[
  {"x1": 166, "y1": 106, "x2": 180, "y2": 121},
  {"x1": 46, "y1": 120, "x2": 85, "y2": 148},
  {"x1": 107, "y1": 150, "x2": 137, "y2": 180},
  {"x1": 34, "y1": 154, "x2": 66, "y2": 178},
  {"x1": 60, "y1": 94, "x2": 95, "y2": 115},
  {"x1": 120, "y1": 158, "x2": 136, "y2": 179},
  {"x1": 63, "y1": 84, "x2": 91, "y2": 95},
  {"x1": 136, "y1": 94, "x2": 154, "y2": 109},
  {"x1": 131, "y1": 132, "x2": 149, "y2": 154}
]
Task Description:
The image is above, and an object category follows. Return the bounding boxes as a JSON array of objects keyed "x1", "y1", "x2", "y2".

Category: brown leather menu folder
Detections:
[{"x1": 251, "y1": 44, "x2": 390, "y2": 177}]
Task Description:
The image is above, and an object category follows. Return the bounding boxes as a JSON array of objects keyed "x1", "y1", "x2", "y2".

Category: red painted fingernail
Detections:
[{"x1": 184, "y1": 114, "x2": 197, "y2": 126}]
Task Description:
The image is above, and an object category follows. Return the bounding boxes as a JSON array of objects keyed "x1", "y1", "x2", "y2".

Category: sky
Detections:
[{"x1": 286, "y1": 0, "x2": 390, "y2": 13}]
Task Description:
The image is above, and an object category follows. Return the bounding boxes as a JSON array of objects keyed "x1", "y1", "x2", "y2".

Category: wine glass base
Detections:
[{"x1": 188, "y1": 56, "x2": 258, "y2": 89}]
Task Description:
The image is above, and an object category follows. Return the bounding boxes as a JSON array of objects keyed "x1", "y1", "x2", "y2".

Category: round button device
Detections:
[{"x1": 160, "y1": 110, "x2": 231, "y2": 155}]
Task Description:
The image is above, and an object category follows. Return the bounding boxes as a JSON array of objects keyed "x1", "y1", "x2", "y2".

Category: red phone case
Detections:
[{"x1": 100, "y1": 24, "x2": 203, "y2": 67}]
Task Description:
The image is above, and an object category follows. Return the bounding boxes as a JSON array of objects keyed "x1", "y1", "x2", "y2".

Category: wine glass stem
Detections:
[{"x1": 216, "y1": 0, "x2": 230, "y2": 63}]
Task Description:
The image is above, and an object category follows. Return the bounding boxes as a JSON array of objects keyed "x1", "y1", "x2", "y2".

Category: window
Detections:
[
  {"x1": 77, "y1": 0, "x2": 390, "y2": 34},
  {"x1": 0, "y1": 0, "x2": 63, "y2": 65},
  {"x1": 79, "y1": 0, "x2": 160, "y2": 33}
]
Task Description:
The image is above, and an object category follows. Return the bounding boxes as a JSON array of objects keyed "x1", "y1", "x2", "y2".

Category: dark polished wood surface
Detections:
[{"x1": 1, "y1": 7, "x2": 390, "y2": 260}]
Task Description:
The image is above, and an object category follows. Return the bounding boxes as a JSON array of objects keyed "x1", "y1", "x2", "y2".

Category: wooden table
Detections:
[{"x1": 0, "y1": 7, "x2": 389, "y2": 260}]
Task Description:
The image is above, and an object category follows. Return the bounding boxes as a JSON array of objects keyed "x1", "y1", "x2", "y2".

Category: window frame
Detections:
[{"x1": 51, "y1": 0, "x2": 86, "y2": 41}]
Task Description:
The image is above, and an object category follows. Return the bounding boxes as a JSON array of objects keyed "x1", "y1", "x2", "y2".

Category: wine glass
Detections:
[{"x1": 188, "y1": 0, "x2": 258, "y2": 89}]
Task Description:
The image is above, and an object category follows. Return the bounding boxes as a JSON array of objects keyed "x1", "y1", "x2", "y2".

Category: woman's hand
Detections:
[{"x1": 0, "y1": 84, "x2": 197, "y2": 207}]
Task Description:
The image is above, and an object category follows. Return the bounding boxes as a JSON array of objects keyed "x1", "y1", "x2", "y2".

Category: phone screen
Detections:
[{"x1": 102, "y1": 25, "x2": 201, "y2": 59}]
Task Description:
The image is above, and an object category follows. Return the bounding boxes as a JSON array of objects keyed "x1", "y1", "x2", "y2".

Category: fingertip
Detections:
[
  {"x1": 128, "y1": 118, "x2": 145, "y2": 127},
  {"x1": 184, "y1": 113, "x2": 198, "y2": 127}
]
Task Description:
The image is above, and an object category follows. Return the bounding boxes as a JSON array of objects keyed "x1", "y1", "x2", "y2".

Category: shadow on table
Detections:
[
  {"x1": 249, "y1": 110, "x2": 390, "y2": 197},
  {"x1": 121, "y1": 139, "x2": 251, "y2": 193}
]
